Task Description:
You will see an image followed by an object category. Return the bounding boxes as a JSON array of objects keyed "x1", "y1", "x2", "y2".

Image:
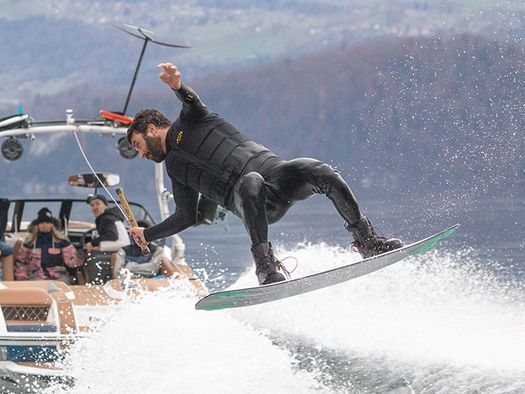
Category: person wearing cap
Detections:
[
  {"x1": 84, "y1": 195, "x2": 129, "y2": 252},
  {"x1": 14, "y1": 207, "x2": 83, "y2": 282}
]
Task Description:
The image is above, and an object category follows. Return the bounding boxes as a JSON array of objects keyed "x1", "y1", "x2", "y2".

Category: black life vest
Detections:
[{"x1": 165, "y1": 114, "x2": 281, "y2": 208}]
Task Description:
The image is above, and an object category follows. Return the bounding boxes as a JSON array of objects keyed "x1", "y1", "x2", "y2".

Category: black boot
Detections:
[
  {"x1": 251, "y1": 242, "x2": 286, "y2": 285},
  {"x1": 346, "y1": 216, "x2": 403, "y2": 259}
]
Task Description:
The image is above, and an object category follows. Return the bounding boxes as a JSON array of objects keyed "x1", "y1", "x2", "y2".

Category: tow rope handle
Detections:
[{"x1": 116, "y1": 187, "x2": 151, "y2": 255}]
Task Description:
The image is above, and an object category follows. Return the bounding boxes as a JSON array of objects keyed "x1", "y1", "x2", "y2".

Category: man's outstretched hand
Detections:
[
  {"x1": 129, "y1": 227, "x2": 149, "y2": 248},
  {"x1": 158, "y1": 63, "x2": 182, "y2": 90}
]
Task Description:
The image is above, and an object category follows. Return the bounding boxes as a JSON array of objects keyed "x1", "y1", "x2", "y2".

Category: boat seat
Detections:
[
  {"x1": 0, "y1": 288, "x2": 53, "y2": 307},
  {"x1": 0, "y1": 288, "x2": 53, "y2": 329}
]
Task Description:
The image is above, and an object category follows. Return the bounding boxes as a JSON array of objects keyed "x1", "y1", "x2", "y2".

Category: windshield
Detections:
[{"x1": 4, "y1": 199, "x2": 154, "y2": 233}]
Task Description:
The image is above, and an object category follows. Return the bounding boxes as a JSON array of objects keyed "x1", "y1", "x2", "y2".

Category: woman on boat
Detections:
[{"x1": 14, "y1": 207, "x2": 83, "y2": 283}]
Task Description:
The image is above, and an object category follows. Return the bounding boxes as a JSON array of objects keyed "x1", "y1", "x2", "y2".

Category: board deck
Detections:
[{"x1": 195, "y1": 224, "x2": 459, "y2": 311}]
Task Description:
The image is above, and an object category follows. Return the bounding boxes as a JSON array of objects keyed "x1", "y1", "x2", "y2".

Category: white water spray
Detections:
[
  {"x1": 43, "y1": 243, "x2": 525, "y2": 393},
  {"x1": 45, "y1": 286, "x2": 326, "y2": 394},
  {"x1": 232, "y1": 243, "x2": 525, "y2": 391}
]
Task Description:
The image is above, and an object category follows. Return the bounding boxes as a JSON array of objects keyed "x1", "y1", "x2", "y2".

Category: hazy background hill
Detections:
[
  {"x1": 0, "y1": 0, "x2": 523, "y2": 209},
  {"x1": 1, "y1": 0, "x2": 523, "y2": 108}
]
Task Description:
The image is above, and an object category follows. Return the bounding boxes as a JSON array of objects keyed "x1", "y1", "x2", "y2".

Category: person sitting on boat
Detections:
[
  {"x1": 0, "y1": 198, "x2": 14, "y2": 280},
  {"x1": 0, "y1": 242, "x2": 14, "y2": 281},
  {"x1": 14, "y1": 207, "x2": 83, "y2": 283},
  {"x1": 112, "y1": 221, "x2": 179, "y2": 279},
  {"x1": 84, "y1": 194, "x2": 130, "y2": 253},
  {"x1": 127, "y1": 63, "x2": 403, "y2": 286}
]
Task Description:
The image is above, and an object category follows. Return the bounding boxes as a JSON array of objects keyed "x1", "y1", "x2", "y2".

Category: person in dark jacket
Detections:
[
  {"x1": 127, "y1": 63, "x2": 403, "y2": 286},
  {"x1": 15, "y1": 207, "x2": 83, "y2": 282},
  {"x1": 84, "y1": 195, "x2": 129, "y2": 253}
]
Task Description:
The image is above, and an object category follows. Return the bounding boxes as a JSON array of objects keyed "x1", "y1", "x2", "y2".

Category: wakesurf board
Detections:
[{"x1": 195, "y1": 224, "x2": 459, "y2": 311}]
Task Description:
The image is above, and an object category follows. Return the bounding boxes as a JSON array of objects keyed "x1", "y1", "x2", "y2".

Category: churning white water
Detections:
[
  {"x1": 232, "y1": 244, "x2": 525, "y2": 392},
  {"x1": 44, "y1": 287, "x2": 325, "y2": 394},
  {"x1": 43, "y1": 243, "x2": 525, "y2": 393}
]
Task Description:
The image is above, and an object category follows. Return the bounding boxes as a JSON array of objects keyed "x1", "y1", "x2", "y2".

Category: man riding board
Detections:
[{"x1": 128, "y1": 63, "x2": 403, "y2": 285}]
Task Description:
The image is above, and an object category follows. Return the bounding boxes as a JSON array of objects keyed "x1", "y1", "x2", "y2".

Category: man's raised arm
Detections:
[{"x1": 158, "y1": 62, "x2": 209, "y2": 120}]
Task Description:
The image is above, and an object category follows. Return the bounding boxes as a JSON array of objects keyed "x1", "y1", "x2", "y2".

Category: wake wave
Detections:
[
  {"x1": 44, "y1": 284, "x2": 325, "y2": 394},
  {"x1": 43, "y1": 243, "x2": 525, "y2": 393},
  {"x1": 231, "y1": 243, "x2": 525, "y2": 392}
]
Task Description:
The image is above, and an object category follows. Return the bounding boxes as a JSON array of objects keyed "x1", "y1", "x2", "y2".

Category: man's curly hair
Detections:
[{"x1": 127, "y1": 108, "x2": 172, "y2": 144}]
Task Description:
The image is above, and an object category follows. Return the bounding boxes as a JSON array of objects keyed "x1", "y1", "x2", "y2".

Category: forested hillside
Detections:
[
  {"x1": 1, "y1": 0, "x2": 522, "y2": 108},
  {"x1": 8, "y1": 32, "x2": 522, "y2": 201}
]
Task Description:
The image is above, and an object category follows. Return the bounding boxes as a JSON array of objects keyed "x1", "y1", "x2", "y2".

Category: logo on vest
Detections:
[{"x1": 176, "y1": 130, "x2": 184, "y2": 144}]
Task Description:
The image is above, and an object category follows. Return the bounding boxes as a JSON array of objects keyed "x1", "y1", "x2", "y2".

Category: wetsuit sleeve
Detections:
[
  {"x1": 143, "y1": 180, "x2": 199, "y2": 242},
  {"x1": 173, "y1": 83, "x2": 210, "y2": 121},
  {"x1": 91, "y1": 217, "x2": 119, "y2": 246}
]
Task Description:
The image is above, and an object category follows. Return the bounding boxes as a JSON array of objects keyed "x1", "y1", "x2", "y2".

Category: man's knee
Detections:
[
  {"x1": 237, "y1": 172, "x2": 266, "y2": 200},
  {"x1": 309, "y1": 161, "x2": 341, "y2": 184}
]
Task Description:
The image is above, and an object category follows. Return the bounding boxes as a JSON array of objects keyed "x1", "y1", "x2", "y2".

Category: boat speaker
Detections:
[{"x1": 1, "y1": 137, "x2": 23, "y2": 161}]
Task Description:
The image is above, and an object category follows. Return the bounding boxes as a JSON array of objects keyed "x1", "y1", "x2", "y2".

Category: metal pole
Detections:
[{"x1": 122, "y1": 38, "x2": 150, "y2": 115}]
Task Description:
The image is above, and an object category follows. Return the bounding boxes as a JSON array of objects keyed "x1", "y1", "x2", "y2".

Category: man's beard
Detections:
[{"x1": 144, "y1": 134, "x2": 166, "y2": 163}]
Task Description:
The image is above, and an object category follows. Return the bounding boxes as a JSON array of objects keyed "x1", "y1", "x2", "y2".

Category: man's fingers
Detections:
[
  {"x1": 130, "y1": 228, "x2": 146, "y2": 245},
  {"x1": 157, "y1": 63, "x2": 179, "y2": 75},
  {"x1": 157, "y1": 62, "x2": 172, "y2": 69},
  {"x1": 157, "y1": 62, "x2": 180, "y2": 88},
  {"x1": 157, "y1": 63, "x2": 177, "y2": 72}
]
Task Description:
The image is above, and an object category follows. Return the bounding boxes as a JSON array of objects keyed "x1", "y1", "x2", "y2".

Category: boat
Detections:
[
  {"x1": 0, "y1": 25, "x2": 211, "y2": 382},
  {"x1": 0, "y1": 141, "x2": 209, "y2": 383}
]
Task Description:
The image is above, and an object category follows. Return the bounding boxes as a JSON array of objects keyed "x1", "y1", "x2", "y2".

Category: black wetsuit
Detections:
[{"x1": 144, "y1": 85, "x2": 363, "y2": 246}]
